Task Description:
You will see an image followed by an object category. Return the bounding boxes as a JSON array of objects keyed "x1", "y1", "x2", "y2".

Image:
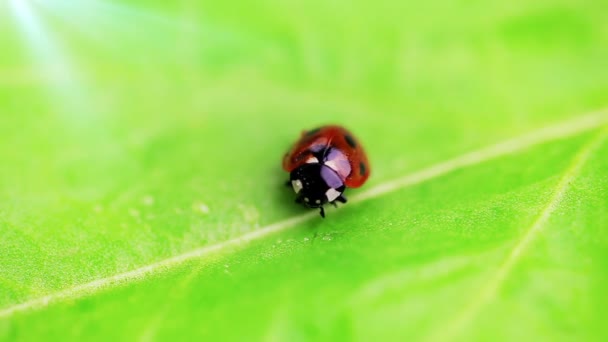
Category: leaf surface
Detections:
[{"x1": 1, "y1": 0, "x2": 608, "y2": 340}]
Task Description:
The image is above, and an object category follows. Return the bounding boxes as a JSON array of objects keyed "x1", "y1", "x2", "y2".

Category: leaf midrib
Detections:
[{"x1": 1, "y1": 109, "x2": 607, "y2": 320}]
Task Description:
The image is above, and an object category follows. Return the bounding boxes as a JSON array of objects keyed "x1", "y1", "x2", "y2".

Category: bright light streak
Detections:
[
  {"x1": 33, "y1": 0, "x2": 200, "y2": 54},
  {"x1": 9, "y1": 0, "x2": 66, "y2": 73},
  {"x1": 8, "y1": 0, "x2": 95, "y2": 121}
]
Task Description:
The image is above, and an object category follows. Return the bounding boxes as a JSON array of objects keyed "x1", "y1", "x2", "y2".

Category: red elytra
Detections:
[{"x1": 283, "y1": 125, "x2": 370, "y2": 188}]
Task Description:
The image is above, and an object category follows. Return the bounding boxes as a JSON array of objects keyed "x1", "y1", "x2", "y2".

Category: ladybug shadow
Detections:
[
  {"x1": 276, "y1": 179, "x2": 358, "y2": 245},
  {"x1": 273, "y1": 175, "x2": 326, "y2": 231}
]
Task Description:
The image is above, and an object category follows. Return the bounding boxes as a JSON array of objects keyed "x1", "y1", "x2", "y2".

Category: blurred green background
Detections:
[{"x1": 1, "y1": 0, "x2": 608, "y2": 340}]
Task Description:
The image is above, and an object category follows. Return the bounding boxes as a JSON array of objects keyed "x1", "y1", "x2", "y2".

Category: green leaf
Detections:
[{"x1": 1, "y1": 0, "x2": 608, "y2": 340}]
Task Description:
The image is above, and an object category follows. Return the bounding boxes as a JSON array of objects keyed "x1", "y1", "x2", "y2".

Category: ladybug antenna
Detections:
[
  {"x1": 319, "y1": 206, "x2": 325, "y2": 218},
  {"x1": 312, "y1": 145, "x2": 333, "y2": 163},
  {"x1": 322, "y1": 137, "x2": 335, "y2": 159},
  {"x1": 312, "y1": 137, "x2": 334, "y2": 162}
]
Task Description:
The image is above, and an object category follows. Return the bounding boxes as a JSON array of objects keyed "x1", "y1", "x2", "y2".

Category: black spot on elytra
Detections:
[
  {"x1": 344, "y1": 134, "x2": 357, "y2": 148},
  {"x1": 359, "y1": 162, "x2": 366, "y2": 175},
  {"x1": 305, "y1": 128, "x2": 321, "y2": 136}
]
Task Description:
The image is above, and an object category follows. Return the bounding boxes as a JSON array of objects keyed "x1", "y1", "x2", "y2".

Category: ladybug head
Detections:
[{"x1": 289, "y1": 163, "x2": 346, "y2": 217}]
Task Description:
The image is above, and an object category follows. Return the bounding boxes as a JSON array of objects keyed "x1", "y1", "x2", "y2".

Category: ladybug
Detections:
[{"x1": 283, "y1": 125, "x2": 370, "y2": 218}]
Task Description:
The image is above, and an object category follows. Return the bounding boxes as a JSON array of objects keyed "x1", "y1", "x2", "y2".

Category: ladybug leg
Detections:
[
  {"x1": 285, "y1": 180, "x2": 291, "y2": 187},
  {"x1": 319, "y1": 206, "x2": 326, "y2": 218},
  {"x1": 330, "y1": 194, "x2": 347, "y2": 208},
  {"x1": 295, "y1": 196, "x2": 303, "y2": 204}
]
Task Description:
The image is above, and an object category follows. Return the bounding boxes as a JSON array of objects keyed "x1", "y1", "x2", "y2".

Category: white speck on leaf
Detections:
[
  {"x1": 129, "y1": 208, "x2": 140, "y2": 217},
  {"x1": 142, "y1": 195, "x2": 154, "y2": 206},
  {"x1": 192, "y1": 202, "x2": 210, "y2": 215},
  {"x1": 238, "y1": 204, "x2": 260, "y2": 225}
]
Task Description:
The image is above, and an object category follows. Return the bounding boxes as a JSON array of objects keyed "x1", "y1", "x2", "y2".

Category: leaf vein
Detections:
[
  {"x1": 1, "y1": 110, "x2": 607, "y2": 320},
  {"x1": 430, "y1": 128, "x2": 608, "y2": 341}
]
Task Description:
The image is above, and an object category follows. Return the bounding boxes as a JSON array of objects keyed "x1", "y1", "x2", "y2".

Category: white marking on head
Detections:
[
  {"x1": 325, "y1": 188, "x2": 341, "y2": 202},
  {"x1": 315, "y1": 199, "x2": 321, "y2": 204},
  {"x1": 306, "y1": 157, "x2": 319, "y2": 164},
  {"x1": 304, "y1": 197, "x2": 310, "y2": 203},
  {"x1": 291, "y1": 179, "x2": 303, "y2": 194}
]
